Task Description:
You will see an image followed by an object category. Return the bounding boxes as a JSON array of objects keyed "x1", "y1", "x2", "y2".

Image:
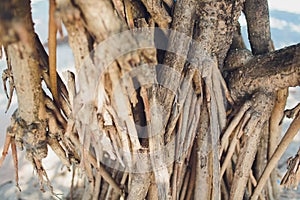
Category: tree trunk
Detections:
[{"x1": 0, "y1": 0, "x2": 299, "y2": 199}]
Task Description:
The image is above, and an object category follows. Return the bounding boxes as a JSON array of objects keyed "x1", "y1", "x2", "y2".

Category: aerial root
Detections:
[
  {"x1": 0, "y1": 106, "x2": 78, "y2": 193},
  {"x1": 251, "y1": 100, "x2": 300, "y2": 200},
  {"x1": 10, "y1": 138, "x2": 21, "y2": 191},
  {"x1": 219, "y1": 100, "x2": 251, "y2": 158},
  {"x1": 280, "y1": 103, "x2": 300, "y2": 188},
  {"x1": 2, "y1": 66, "x2": 15, "y2": 113},
  {"x1": 0, "y1": 133, "x2": 11, "y2": 167},
  {"x1": 280, "y1": 147, "x2": 300, "y2": 189},
  {"x1": 0, "y1": 133, "x2": 21, "y2": 191},
  {"x1": 64, "y1": 119, "x2": 123, "y2": 195},
  {"x1": 220, "y1": 106, "x2": 254, "y2": 179}
]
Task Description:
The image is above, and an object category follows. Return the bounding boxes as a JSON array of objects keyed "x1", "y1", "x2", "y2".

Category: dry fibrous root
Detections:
[
  {"x1": 219, "y1": 100, "x2": 252, "y2": 157},
  {"x1": 0, "y1": 119, "x2": 20, "y2": 191},
  {"x1": 280, "y1": 103, "x2": 300, "y2": 189},
  {"x1": 0, "y1": 102, "x2": 79, "y2": 193},
  {"x1": 250, "y1": 98, "x2": 300, "y2": 199},
  {"x1": 219, "y1": 101, "x2": 251, "y2": 171},
  {"x1": 63, "y1": 71, "x2": 123, "y2": 196},
  {"x1": 0, "y1": 110, "x2": 48, "y2": 191},
  {"x1": 281, "y1": 147, "x2": 300, "y2": 189},
  {"x1": 220, "y1": 93, "x2": 275, "y2": 200},
  {"x1": 2, "y1": 63, "x2": 14, "y2": 112}
]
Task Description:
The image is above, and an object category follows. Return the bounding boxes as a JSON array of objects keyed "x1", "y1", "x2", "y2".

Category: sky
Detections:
[
  {"x1": 30, "y1": 0, "x2": 300, "y2": 14},
  {"x1": 236, "y1": 0, "x2": 300, "y2": 49},
  {"x1": 269, "y1": 0, "x2": 300, "y2": 14}
]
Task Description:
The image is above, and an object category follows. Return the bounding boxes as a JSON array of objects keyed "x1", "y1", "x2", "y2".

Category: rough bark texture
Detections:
[
  {"x1": 3, "y1": 0, "x2": 48, "y2": 162},
  {"x1": 228, "y1": 44, "x2": 300, "y2": 102},
  {"x1": 0, "y1": 0, "x2": 299, "y2": 200},
  {"x1": 4, "y1": 0, "x2": 45, "y2": 124},
  {"x1": 244, "y1": 0, "x2": 273, "y2": 55}
]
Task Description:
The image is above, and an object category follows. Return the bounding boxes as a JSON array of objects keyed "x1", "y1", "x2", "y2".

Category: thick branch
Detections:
[
  {"x1": 244, "y1": 0, "x2": 273, "y2": 55},
  {"x1": 1, "y1": 0, "x2": 45, "y2": 124},
  {"x1": 228, "y1": 43, "x2": 300, "y2": 101}
]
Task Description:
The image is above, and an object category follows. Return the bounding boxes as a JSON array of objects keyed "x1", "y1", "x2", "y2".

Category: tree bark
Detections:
[
  {"x1": 3, "y1": 0, "x2": 48, "y2": 160},
  {"x1": 0, "y1": 0, "x2": 299, "y2": 199},
  {"x1": 228, "y1": 43, "x2": 300, "y2": 101}
]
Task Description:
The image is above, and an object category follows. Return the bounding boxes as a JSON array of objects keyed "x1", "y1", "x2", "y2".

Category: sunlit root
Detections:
[
  {"x1": 31, "y1": 156, "x2": 53, "y2": 193},
  {"x1": 48, "y1": 137, "x2": 71, "y2": 169},
  {"x1": 220, "y1": 110, "x2": 251, "y2": 178},
  {"x1": 140, "y1": 0, "x2": 171, "y2": 29},
  {"x1": 34, "y1": 34, "x2": 71, "y2": 117},
  {"x1": 0, "y1": 133, "x2": 21, "y2": 191},
  {"x1": 10, "y1": 138, "x2": 21, "y2": 191},
  {"x1": 280, "y1": 104, "x2": 300, "y2": 188},
  {"x1": 0, "y1": 110, "x2": 48, "y2": 190},
  {"x1": 0, "y1": 133, "x2": 11, "y2": 167},
  {"x1": 49, "y1": 0, "x2": 58, "y2": 104},
  {"x1": 44, "y1": 90, "x2": 79, "y2": 165}
]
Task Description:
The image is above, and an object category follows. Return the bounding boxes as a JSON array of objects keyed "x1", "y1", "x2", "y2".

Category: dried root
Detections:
[
  {"x1": 0, "y1": 133, "x2": 21, "y2": 191},
  {"x1": 0, "y1": 97, "x2": 79, "y2": 194},
  {"x1": 218, "y1": 92, "x2": 276, "y2": 200},
  {"x1": 219, "y1": 100, "x2": 252, "y2": 158},
  {"x1": 281, "y1": 147, "x2": 300, "y2": 189},
  {"x1": 251, "y1": 100, "x2": 300, "y2": 200},
  {"x1": 280, "y1": 104, "x2": 300, "y2": 189},
  {"x1": 2, "y1": 64, "x2": 14, "y2": 113}
]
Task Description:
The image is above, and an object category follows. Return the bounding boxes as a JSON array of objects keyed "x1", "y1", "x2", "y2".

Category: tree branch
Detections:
[
  {"x1": 228, "y1": 43, "x2": 300, "y2": 101},
  {"x1": 244, "y1": 0, "x2": 273, "y2": 55},
  {"x1": 2, "y1": 0, "x2": 45, "y2": 124}
]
